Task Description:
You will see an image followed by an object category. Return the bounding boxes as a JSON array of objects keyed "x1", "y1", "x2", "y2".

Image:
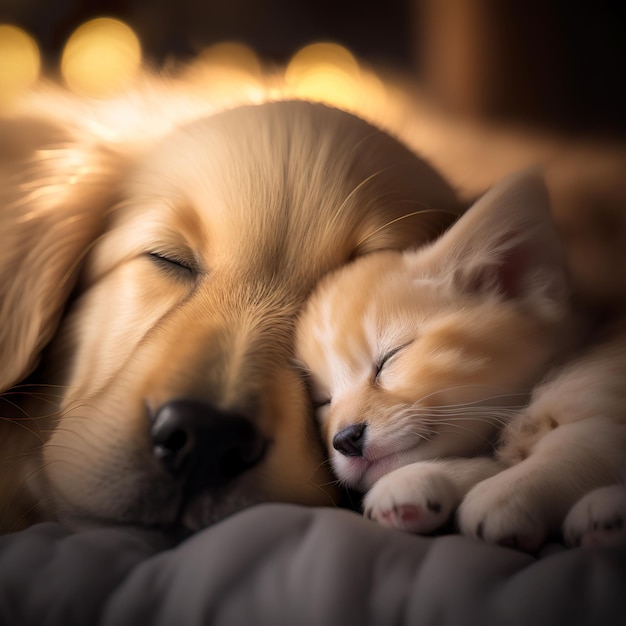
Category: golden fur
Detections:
[
  {"x1": 0, "y1": 92, "x2": 460, "y2": 533},
  {"x1": 296, "y1": 171, "x2": 626, "y2": 551}
]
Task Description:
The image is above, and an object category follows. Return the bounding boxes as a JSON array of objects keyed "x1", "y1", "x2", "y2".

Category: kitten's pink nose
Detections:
[{"x1": 333, "y1": 423, "x2": 367, "y2": 457}]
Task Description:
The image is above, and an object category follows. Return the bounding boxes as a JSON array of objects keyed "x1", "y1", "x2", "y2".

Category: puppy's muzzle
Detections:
[{"x1": 150, "y1": 399, "x2": 267, "y2": 497}]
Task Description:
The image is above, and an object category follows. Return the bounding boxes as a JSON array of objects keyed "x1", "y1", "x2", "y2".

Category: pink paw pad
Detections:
[
  {"x1": 398, "y1": 505, "x2": 422, "y2": 523},
  {"x1": 378, "y1": 505, "x2": 424, "y2": 532}
]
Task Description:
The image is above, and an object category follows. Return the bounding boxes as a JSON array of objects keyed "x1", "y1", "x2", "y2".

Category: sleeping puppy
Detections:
[{"x1": 0, "y1": 97, "x2": 460, "y2": 534}]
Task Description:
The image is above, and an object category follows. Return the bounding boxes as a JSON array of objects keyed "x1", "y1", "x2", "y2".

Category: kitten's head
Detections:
[{"x1": 296, "y1": 171, "x2": 582, "y2": 492}]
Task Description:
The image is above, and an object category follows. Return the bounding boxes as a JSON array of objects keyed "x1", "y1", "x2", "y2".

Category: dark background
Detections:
[
  {"x1": 0, "y1": 0, "x2": 414, "y2": 66},
  {"x1": 1, "y1": 0, "x2": 625, "y2": 135}
]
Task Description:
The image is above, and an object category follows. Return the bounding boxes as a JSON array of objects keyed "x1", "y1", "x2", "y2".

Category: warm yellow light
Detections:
[
  {"x1": 197, "y1": 42, "x2": 262, "y2": 78},
  {"x1": 186, "y1": 41, "x2": 265, "y2": 102},
  {"x1": 0, "y1": 25, "x2": 40, "y2": 104},
  {"x1": 286, "y1": 42, "x2": 360, "y2": 80},
  {"x1": 285, "y1": 42, "x2": 362, "y2": 109},
  {"x1": 61, "y1": 18, "x2": 141, "y2": 97}
]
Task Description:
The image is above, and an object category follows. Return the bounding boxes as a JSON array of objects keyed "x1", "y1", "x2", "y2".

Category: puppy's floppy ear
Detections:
[
  {"x1": 0, "y1": 126, "x2": 124, "y2": 391},
  {"x1": 416, "y1": 170, "x2": 569, "y2": 315}
]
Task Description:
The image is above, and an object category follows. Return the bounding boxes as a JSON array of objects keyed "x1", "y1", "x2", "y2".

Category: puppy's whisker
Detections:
[
  {"x1": 0, "y1": 459, "x2": 57, "y2": 530},
  {"x1": 34, "y1": 453, "x2": 84, "y2": 473},
  {"x1": 335, "y1": 169, "x2": 389, "y2": 220},
  {"x1": 7, "y1": 496, "x2": 57, "y2": 533},
  {"x1": 303, "y1": 474, "x2": 343, "y2": 507},
  {"x1": 0, "y1": 416, "x2": 45, "y2": 444},
  {"x1": 7, "y1": 383, "x2": 73, "y2": 390},
  {"x1": 355, "y1": 207, "x2": 458, "y2": 248},
  {"x1": 0, "y1": 394, "x2": 36, "y2": 419},
  {"x1": 2, "y1": 391, "x2": 67, "y2": 404}
]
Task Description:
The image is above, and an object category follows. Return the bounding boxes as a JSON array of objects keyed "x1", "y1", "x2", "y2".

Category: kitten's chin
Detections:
[
  {"x1": 360, "y1": 457, "x2": 400, "y2": 491},
  {"x1": 334, "y1": 443, "x2": 448, "y2": 492},
  {"x1": 334, "y1": 449, "x2": 420, "y2": 492}
]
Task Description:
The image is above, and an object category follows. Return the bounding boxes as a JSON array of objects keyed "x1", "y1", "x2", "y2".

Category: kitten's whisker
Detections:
[
  {"x1": 413, "y1": 415, "x2": 511, "y2": 428},
  {"x1": 410, "y1": 387, "x2": 528, "y2": 410}
]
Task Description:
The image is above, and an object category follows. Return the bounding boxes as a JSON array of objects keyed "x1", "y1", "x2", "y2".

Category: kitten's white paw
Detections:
[
  {"x1": 563, "y1": 484, "x2": 626, "y2": 548},
  {"x1": 363, "y1": 463, "x2": 459, "y2": 534},
  {"x1": 458, "y1": 473, "x2": 546, "y2": 552}
]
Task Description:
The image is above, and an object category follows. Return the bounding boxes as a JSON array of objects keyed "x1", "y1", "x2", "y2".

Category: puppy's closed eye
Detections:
[{"x1": 147, "y1": 251, "x2": 200, "y2": 280}]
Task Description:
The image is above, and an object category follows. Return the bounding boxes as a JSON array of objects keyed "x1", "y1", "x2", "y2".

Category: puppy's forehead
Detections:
[
  {"x1": 115, "y1": 105, "x2": 343, "y2": 283},
  {"x1": 122, "y1": 103, "x2": 362, "y2": 240},
  {"x1": 130, "y1": 101, "x2": 366, "y2": 193},
  {"x1": 102, "y1": 99, "x2": 461, "y2": 316},
  {"x1": 124, "y1": 100, "x2": 458, "y2": 251}
]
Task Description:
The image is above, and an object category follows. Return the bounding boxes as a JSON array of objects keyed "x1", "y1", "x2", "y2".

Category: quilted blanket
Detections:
[{"x1": 1, "y1": 504, "x2": 624, "y2": 626}]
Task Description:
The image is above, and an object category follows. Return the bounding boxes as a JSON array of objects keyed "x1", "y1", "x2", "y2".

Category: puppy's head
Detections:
[{"x1": 1, "y1": 100, "x2": 459, "y2": 534}]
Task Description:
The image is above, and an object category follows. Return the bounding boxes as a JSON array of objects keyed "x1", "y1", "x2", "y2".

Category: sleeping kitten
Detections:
[{"x1": 296, "y1": 171, "x2": 626, "y2": 551}]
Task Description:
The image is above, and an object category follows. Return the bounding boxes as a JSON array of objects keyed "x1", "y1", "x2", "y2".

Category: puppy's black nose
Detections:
[
  {"x1": 151, "y1": 399, "x2": 266, "y2": 494},
  {"x1": 332, "y1": 423, "x2": 367, "y2": 457}
]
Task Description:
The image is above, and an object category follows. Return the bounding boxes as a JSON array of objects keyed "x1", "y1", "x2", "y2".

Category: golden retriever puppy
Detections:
[{"x1": 0, "y1": 97, "x2": 460, "y2": 534}]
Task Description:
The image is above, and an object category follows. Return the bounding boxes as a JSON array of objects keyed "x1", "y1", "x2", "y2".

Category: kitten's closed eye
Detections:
[{"x1": 374, "y1": 343, "x2": 411, "y2": 381}]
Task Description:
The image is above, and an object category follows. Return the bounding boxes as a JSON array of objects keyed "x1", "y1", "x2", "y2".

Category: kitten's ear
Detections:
[{"x1": 423, "y1": 170, "x2": 569, "y2": 311}]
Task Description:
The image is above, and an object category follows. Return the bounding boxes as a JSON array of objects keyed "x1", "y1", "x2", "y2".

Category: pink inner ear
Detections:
[
  {"x1": 458, "y1": 232, "x2": 537, "y2": 299},
  {"x1": 496, "y1": 240, "x2": 534, "y2": 299},
  {"x1": 441, "y1": 171, "x2": 566, "y2": 305}
]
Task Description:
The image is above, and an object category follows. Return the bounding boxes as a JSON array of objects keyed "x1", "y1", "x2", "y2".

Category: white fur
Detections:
[{"x1": 563, "y1": 484, "x2": 626, "y2": 547}]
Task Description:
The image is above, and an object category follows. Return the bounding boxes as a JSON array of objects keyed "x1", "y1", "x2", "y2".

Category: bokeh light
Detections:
[
  {"x1": 61, "y1": 18, "x2": 141, "y2": 98},
  {"x1": 186, "y1": 41, "x2": 265, "y2": 102},
  {"x1": 0, "y1": 25, "x2": 40, "y2": 106},
  {"x1": 285, "y1": 42, "x2": 363, "y2": 109},
  {"x1": 1, "y1": 21, "x2": 390, "y2": 147}
]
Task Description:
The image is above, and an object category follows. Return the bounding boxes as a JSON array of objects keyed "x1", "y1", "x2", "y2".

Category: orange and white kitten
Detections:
[{"x1": 296, "y1": 171, "x2": 626, "y2": 551}]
